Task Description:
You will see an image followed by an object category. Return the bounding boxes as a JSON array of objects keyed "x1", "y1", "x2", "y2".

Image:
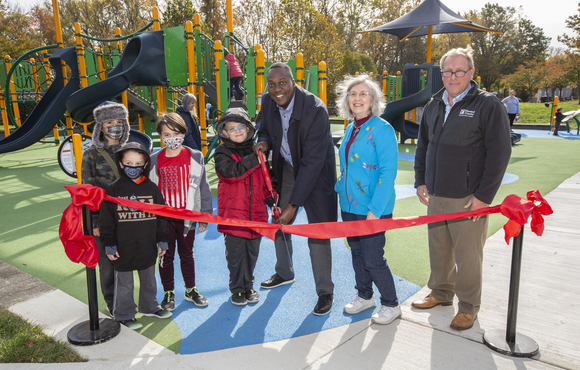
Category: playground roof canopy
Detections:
[{"x1": 358, "y1": 0, "x2": 500, "y2": 40}]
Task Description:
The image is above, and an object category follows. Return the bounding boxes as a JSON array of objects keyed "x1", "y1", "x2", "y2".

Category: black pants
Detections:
[
  {"x1": 508, "y1": 113, "x2": 517, "y2": 127},
  {"x1": 225, "y1": 234, "x2": 260, "y2": 294}
]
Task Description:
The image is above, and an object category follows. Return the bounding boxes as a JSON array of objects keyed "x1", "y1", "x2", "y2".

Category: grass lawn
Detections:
[
  {"x1": 519, "y1": 101, "x2": 580, "y2": 125},
  {"x1": 0, "y1": 307, "x2": 86, "y2": 363}
]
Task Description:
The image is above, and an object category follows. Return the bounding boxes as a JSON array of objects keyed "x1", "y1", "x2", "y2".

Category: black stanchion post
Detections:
[
  {"x1": 67, "y1": 205, "x2": 121, "y2": 346},
  {"x1": 483, "y1": 228, "x2": 539, "y2": 357}
]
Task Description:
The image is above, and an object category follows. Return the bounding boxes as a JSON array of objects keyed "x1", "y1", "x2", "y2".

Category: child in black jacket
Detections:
[{"x1": 99, "y1": 142, "x2": 171, "y2": 330}]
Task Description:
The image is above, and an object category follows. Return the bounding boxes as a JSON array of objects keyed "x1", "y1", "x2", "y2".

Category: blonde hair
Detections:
[
  {"x1": 335, "y1": 74, "x2": 386, "y2": 120},
  {"x1": 440, "y1": 45, "x2": 475, "y2": 70}
]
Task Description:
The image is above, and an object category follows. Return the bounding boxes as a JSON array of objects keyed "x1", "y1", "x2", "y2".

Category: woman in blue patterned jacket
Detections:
[{"x1": 334, "y1": 74, "x2": 401, "y2": 325}]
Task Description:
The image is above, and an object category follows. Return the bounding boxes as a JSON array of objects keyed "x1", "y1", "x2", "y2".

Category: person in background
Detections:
[
  {"x1": 224, "y1": 49, "x2": 245, "y2": 101},
  {"x1": 502, "y1": 90, "x2": 520, "y2": 131},
  {"x1": 176, "y1": 93, "x2": 202, "y2": 151},
  {"x1": 553, "y1": 108, "x2": 564, "y2": 136},
  {"x1": 334, "y1": 74, "x2": 401, "y2": 325}
]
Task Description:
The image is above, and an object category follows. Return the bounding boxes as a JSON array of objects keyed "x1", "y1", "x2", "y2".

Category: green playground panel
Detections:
[
  {"x1": 84, "y1": 48, "x2": 99, "y2": 85},
  {"x1": 287, "y1": 59, "x2": 297, "y2": 81},
  {"x1": 307, "y1": 65, "x2": 318, "y2": 96},
  {"x1": 164, "y1": 26, "x2": 188, "y2": 87},
  {"x1": 245, "y1": 55, "x2": 256, "y2": 118},
  {"x1": 219, "y1": 59, "x2": 230, "y2": 112},
  {"x1": 0, "y1": 62, "x2": 7, "y2": 92}
]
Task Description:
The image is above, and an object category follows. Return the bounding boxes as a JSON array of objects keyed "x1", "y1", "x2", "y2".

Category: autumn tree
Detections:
[
  {"x1": 502, "y1": 60, "x2": 546, "y2": 102},
  {"x1": 0, "y1": 2, "x2": 43, "y2": 60},
  {"x1": 558, "y1": 3, "x2": 580, "y2": 104},
  {"x1": 468, "y1": 4, "x2": 549, "y2": 91},
  {"x1": 162, "y1": 0, "x2": 198, "y2": 28},
  {"x1": 200, "y1": 0, "x2": 225, "y2": 41}
]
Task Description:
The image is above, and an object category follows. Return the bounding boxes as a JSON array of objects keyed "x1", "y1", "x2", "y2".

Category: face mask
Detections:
[
  {"x1": 162, "y1": 136, "x2": 184, "y2": 150},
  {"x1": 123, "y1": 165, "x2": 145, "y2": 179},
  {"x1": 104, "y1": 124, "x2": 124, "y2": 140}
]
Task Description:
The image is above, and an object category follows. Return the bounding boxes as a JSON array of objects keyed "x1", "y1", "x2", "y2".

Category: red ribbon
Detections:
[{"x1": 59, "y1": 184, "x2": 553, "y2": 267}]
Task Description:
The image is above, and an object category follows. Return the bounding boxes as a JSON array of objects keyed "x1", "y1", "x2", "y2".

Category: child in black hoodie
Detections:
[{"x1": 99, "y1": 142, "x2": 171, "y2": 330}]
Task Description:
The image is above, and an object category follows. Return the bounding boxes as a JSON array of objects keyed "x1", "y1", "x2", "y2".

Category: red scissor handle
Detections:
[{"x1": 258, "y1": 151, "x2": 280, "y2": 219}]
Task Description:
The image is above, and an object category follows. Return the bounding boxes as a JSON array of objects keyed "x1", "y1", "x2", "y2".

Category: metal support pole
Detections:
[{"x1": 483, "y1": 228, "x2": 539, "y2": 357}]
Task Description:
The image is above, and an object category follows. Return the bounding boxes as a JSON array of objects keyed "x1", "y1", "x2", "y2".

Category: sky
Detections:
[
  {"x1": 11, "y1": 0, "x2": 579, "y2": 49},
  {"x1": 432, "y1": 0, "x2": 577, "y2": 50}
]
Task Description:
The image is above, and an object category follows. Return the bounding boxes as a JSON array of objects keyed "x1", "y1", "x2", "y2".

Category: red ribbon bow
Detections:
[{"x1": 500, "y1": 190, "x2": 554, "y2": 244}]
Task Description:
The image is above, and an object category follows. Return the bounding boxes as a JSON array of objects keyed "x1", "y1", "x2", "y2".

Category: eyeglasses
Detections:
[
  {"x1": 441, "y1": 70, "x2": 470, "y2": 78},
  {"x1": 349, "y1": 91, "x2": 370, "y2": 99},
  {"x1": 224, "y1": 123, "x2": 247, "y2": 132}
]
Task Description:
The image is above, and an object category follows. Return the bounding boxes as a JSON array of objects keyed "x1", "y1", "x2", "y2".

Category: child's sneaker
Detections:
[
  {"x1": 371, "y1": 305, "x2": 401, "y2": 325},
  {"x1": 161, "y1": 291, "x2": 175, "y2": 311},
  {"x1": 142, "y1": 308, "x2": 172, "y2": 319},
  {"x1": 231, "y1": 292, "x2": 247, "y2": 306},
  {"x1": 119, "y1": 318, "x2": 143, "y2": 330},
  {"x1": 245, "y1": 289, "x2": 260, "y2": 304},
  {"x1": 185, "y1": 286, "x2": 209, "y2": 307}
]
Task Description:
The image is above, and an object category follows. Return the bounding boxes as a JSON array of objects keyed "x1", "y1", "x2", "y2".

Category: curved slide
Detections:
[
  {"x1": 0, "y1": 48, "x2": 80, "y2": 154},
  {"x1": 380, "y1": 63, "x2": 439, "y2": 144},
  {"x1": 66, "y1": 30, "x2": 168, "y2": 123}
]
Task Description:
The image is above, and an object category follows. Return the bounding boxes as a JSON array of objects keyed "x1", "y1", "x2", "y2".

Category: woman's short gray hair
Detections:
[{"x1": 335, "y1": 74, "x2": 386, "y2": 120}]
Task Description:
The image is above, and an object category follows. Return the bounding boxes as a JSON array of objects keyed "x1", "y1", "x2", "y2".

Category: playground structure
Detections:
[
  {"x1": 0, "y1": 2, "x2": 331, "y2": 159},
  {"x1": 0, "y1": 0, "x2": 490, "y2": 157}
]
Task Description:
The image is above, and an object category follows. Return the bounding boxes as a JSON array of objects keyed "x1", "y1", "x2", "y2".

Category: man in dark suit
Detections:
[{"x1": 253, "y1": 62, "x2": 337, "y2": 315}]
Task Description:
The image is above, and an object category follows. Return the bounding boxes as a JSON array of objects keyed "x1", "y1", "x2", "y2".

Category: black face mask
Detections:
[{"x1": 123, "y1": 165, "x2": 145, "y2": 179}]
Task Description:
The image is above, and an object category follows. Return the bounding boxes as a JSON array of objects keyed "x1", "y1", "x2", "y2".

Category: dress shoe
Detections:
[
  {"x1": 260, "y1": 274, "x2": 294, "y2": 289},
  {"x1": 450, "y1": 312, "x2": 476, "y2": 330},
  {"x1": 313, "y1": 294, "x2": 333, "y2": 316},
  {"x1": 411, "y1": 294, "x2": 452, "y2": 309}
]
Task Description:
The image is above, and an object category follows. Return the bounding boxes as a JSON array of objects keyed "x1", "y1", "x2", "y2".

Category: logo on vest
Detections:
[{"x1": 459, "y1": 109, "x2": 475, "y2": 118}]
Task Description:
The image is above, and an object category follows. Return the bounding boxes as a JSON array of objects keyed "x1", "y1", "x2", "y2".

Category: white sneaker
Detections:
[
  {"x1": 344, "y1": 295, "x2": 376, "y2": 314},
  {"x1": 371, "y1": 305, "x2": 402, "y2": 325}
]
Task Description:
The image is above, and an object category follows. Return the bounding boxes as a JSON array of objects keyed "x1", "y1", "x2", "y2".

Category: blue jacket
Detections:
[
  {"x1": 176, "y1": 106, "x2": 202, "y2": 151},
  {"x1": 335, "y1": 116, "x2": 398, "y2": 217}
]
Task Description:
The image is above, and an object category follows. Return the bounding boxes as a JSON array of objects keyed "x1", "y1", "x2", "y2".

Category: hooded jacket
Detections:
[
  {"x1": 98, "y1": 142, "x2": 169, "y2": 272},
  {"x1": 215, "y1": 108, "x2": 271, "y2": 239},
  {"x1": 81, "y1": 102, "x2": 131, "y2": 228},
  {"x1": 414, "y1": 81, "x2": 512, "y2": 204}
]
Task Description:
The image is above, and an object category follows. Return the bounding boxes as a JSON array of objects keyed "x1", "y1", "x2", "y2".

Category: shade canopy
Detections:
[{"x1": 359, "y1": 0, "x2": 500, "y2": 41}]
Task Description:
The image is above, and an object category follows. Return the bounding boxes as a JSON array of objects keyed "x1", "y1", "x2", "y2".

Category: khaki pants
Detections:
[{"x1": 427, "y1": 195, "x2": 488, "y2": 315}]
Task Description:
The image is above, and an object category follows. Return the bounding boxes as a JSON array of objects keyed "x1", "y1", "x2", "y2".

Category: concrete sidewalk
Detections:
[{"x1": 3, "y1": 173, "x2": 579, "y2": 369}]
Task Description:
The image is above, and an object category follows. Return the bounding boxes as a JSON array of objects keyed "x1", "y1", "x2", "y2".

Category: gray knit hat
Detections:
[{"x1": 92, "y1": 101, "x2": 130, "y2": 148}]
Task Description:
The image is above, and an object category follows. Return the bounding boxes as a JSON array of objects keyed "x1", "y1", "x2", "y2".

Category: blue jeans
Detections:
[
  {"x1": 230, "y1": 77, "x2": 244, "y2": 98},
  {"x1": 341, "y1": 211, "x2": 399, "y2": 307}
]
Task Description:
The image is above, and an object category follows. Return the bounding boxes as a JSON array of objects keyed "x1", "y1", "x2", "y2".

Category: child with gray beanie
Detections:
[{"x1": 81, "y1": 101, "x2": 131, "y2": 315}]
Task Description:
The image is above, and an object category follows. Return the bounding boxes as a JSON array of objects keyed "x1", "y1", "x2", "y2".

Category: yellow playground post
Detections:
[
  {"x1": 296, "y1": 53, "x2": 304, "y2": 88},
  {"x1": 214, "y1": 40, "x2": 223, "y2": 115},
  {"x1": 318, "y1": 61, "x2": 327, "y2": 106},
  {"x1": 551, "y1": 96, "x2": 559, "y2": 131},
  {"x1": 4, "y1": 56, "x2": 22, "y2": 127},
  {"x1": 256, "y1": 47, "x2": 265, "y2": 113}
]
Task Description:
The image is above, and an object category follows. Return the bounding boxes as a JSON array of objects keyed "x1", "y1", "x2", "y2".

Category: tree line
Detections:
[{"x1": 1, "y1": 0, "x2": 578, "y2": 104}]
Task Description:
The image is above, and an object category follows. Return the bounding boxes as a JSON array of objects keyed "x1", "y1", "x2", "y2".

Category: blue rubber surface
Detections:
[{"x1": 156, "y1": 198, "x2": 421, "y2": 354}]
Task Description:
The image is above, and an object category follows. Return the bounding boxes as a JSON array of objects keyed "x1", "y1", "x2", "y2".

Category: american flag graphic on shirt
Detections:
[{"x1": 158, "y1": 151, "x2": 190, "y2": 209}]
